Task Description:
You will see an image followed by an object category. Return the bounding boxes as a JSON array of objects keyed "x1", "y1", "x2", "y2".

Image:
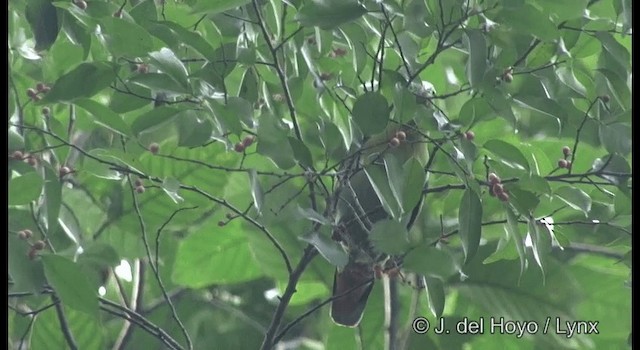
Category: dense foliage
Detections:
[{"x1": 8, "y1": 0, "x2": 631, "y2": 349}]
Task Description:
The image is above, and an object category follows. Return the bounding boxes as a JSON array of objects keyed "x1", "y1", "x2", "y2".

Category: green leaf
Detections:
[
  {"x1": 595, "y1": 32, "x2": 631, "y2": 72},
  {"x1": 555, "y1": 186, "x2": 592, "y2": 215},
  {"x1": 591, "y1": 154, "x2": 630, "y2": 185},
  {"x1": 248, "y1": 169, "x2": 264, "y2": 215},
  {"x1": 300, "y1": 231, "x2": 348, "y2": 269},
  {"x1": 483, "y1": 140, "x2": 530, "y2": 171},
  {"x1": 295, "y1": 0, "x2": 367, "y2": 30},
  {"x1": 129, "y1": 72, "x2": 192, "y2": 94},
  {"x1": 9, "y1": 128, "x2": 25, "y2": 151},
  {"x1": 498, "y1": 4, "x2": 559, "y2": 41},
  {"x1": 153, "y1": 21, "x2": 217, "y2": 60},
  {"x1": 191, "y1": 0, "x2": 252, "y2": 15},
  {"x1": 297, "y1": 206, "x2": 331, "y2": 225},
  {"x1": 459, "y1": 188, "x2": 482, "y2": 263},
  {"x1": 9, "y1": 172, "x2": 44, "y2": 206},
  {"x1": 161, "y1": 177, "x2": 184, "y2": 203},
  {"x1": 26, "y1": 0, "x2": 60, "y2": 51},
  {"x1": 176, "y1": 110, "x2": 214, "y2": 147},
  {"x1": 364, "y1": 165, "x2": 402, "y2": 220},
  {"x1": 369, "y1": 219, "x2": 410, "y2": 255},
  {"x1": 423, "y1": 276, "x2": 445, "y2": 318},
  {"x1": 599, "y1": 123, "x2": 631, "y2": 155},
  {"x1": 256, "y1": 113, "x2": 296, "y2": 170},
  {"x1": 131, "y1": 106, "x2": 181, "y2": 135},
  {"x1": 401, "y1": 158, "x2": 427, "y2": 215},
  {"x1": 528, "y1": 218, "x2": 552, "y2": 280},
  {"x1": 100, "y1": 17, "x2": 154, "y2": 57},
  {"x1": 149, "y1": 47, "x2": 191, "y2": 92},
  {"x1": 8, "y1": 235, "x2": 47, "y2": 292},
  {"x1": 597, "y1": 68, "x2": 631, "y2": 111},
  {"x1": 172, "y1": 224, "x2": 262, "y2": 287},
  {"x1": 74, "y1": 99, "x2": 131, "y2": 136},
  {"x1": 507, "y1": 187, "x2": 539, "y2": 214},
  {"x1": 44, "y1": 167, "x2": 62, "y2": 232},
  {"x1": 41, "y1": 255, "x2": 99, "y2": 316},
  {"x1": 39, "y1": 62, "x2": 118, "y2": 103},
  {"x1": 536, "y1": 0, "x2": 589, "y2": 21},
  {"x1": 556, "y1": 66, "x2": 587, "y2": 97},
  {"x1": 288, "y1": 137, "x2": 314, "y2": 167},
  {"x1": 352, "y1": 92, "x2": 390, "y2": 136},
  {"x1": 403, "y1": 246, "x2": 458, "y2": 279},
  {"x1": 505, "y1": 205, "x2": 526, "y2": 278},
  {"x1": 463, "y1": 29, "x2": 487, "y2": 88}
]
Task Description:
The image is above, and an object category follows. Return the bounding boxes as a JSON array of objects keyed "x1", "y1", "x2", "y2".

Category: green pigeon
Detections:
[{"x1": 330, "y1": 124, "x2": 428, "y2": 327}]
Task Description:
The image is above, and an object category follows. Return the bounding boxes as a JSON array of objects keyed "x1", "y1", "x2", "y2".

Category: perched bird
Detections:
[{"x1": 330, "y1": 124, "x2": 428, "y2": 327}]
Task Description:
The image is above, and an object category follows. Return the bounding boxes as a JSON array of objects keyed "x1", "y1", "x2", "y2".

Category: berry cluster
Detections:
[
  {"x1": 9, "y1": 150, "x2": 38, "y2": 166},
  {"x1": 558, "y1": 146, "x2": 572, "y2": 170},
  {"x1": 234, "y1": 135, "x2": 256, "y2": 153},
  {"x1": 26, "y1": 82, "x2": 50, "y2": 102},
  {"x1": 488, "y1": 172, "x2": 509, "y2": 202},
  {"x1": 17, "y1": 229, "x2": 46, "y2": 260},
  {"x1": 388, "y1": 130, "x2": 407, "y2": 147}
]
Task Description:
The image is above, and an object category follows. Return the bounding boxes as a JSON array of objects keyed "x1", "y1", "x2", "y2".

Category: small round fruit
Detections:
[
  {"x1": 562, "y1": 146, "x2": 571, "y2": 156},
  {"x1": 565, "y1": 161, "x2": 572, "y2": 169},
  {"x1": 149, "y1": 143, "x2": 160, "y2": 154},
  {"x1": 28, "y1": 249, "x2": 38, "y2": 260},
  {"x1": 42, "y1": 107, "x2": 50, "y2": 116},
  {"x1": 389, "y1": 137, "x2": 400, "y2": 147},
  {"x1": 134, "y1": 178, "x2": 143, "y2": 187},
  {"x1": 18, "y1": 229, "x2": 33, "y2": 240},
  {"x1": 217, "y1": 220, "x2": 226, "y2": 227},
  {"x1": 41, "y1": 86, "x2": 51, "y2": 93},
  {"x1": 59, "y1": 166, "x2": 71, "y2": 177},
  {"x1": 488, "y1": 172, "x2": 501, "y2": 185},
  {"x1": 395, "y1": 131, "x2": 406, "y2": 141},
  {"x1": 113, "y1": 10, "x2": 122, "y2": 18},
  {"x1": 136, "y1": 64, "x2": 149, "y2": 74},
  {"x1": 32, "y1": 240, "x2": 46, "y2": 250},
  {"x1": 464, "y1": 131, "x2": 475, "y2": 141},
  {"x1": 36, "y1": 83, "x2": 47, "y2": 92},
  {"x1": 503, "y1": 73, "x2": 513, "y2": 83},
  {"x1": 11, "y1": 150, "x2": 24, "y2": 160},
  {"x1": 135, "y1": 186, "x2": 145, "y2": 194},
  {"x1": 242, "y1": 136, "x2": 255, "y2": 148},
  {"x1": 319, "y1": 72, "x2": 332, "y2": 81},
  {"x1": 74, "y1": 0, "x2": 87, "y2": 10},
  {"x1": 600, "y1": 95, "x2": 610, "y2": 103},
  {"x1": 558, "y1": 159, "x2": 568, "y2": 168},
  {"x1": 492, "y1": 183, "x2": 505, "y2": 195},
  {"x1": 27, "y1": 88, "x2": 37, "y2": 98},
  {"x1": 497, "y1": 192, "x2": 510, "y2": 202},
  {"x1": 234, "y1": 142, "x2": 245, "y2": 153},
  {"x1": 27, "y1": 157, "x2": 38, "y2": 166}
]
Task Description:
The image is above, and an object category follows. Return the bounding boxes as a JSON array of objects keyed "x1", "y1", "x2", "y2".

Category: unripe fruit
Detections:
[
  {"x1": 600, "y1": 95, "x2": 610, "y2": 103},
  {"x1": 36, "y1": 83, "x2": 47, "y2": 92},
  {"x1": 135, "y1": 186, "x2": 145, "y2": 194},
  {"x1": 149, "y1": 143, "x2": 160, "y2": 154},
  {"x1": 11, "y1": 150, "x2": 24, "y2": 160},
  {"x1": 497, "y1": 191, "x2": 510, "y2": 202},
  {"x1": 27, "y1": 88, "x2": 37, "y2": 98},
  {"x1": 395, "y1": 131, "x2": 406, "y2": 141},
  {"x1": 562, "y1": 146, "x2": 571, "y2": 156},
  {"x1": 218, "y1": 220, "x2": 226, "y2": 227},
  {"x1": 74, "y1": 0, "x2": 87, "y2": 10},
  {"x1": 488, "y1": 172, "x2": 500, "y2": 185},
  {"x1": 234, "y1": 142, "x2": 245, "y2": 153},
  {"x1": 503, "y1": 73, "x2": 513, "y2": 83},
  {"x1": 28, "y1": 249, "x2": 38, "y2": 260},
  {"x1": 330, "y1": 48, "x2": 347, "y2": 57},
  {"x1": 558, "y1": 159, "x2": 568, "y2": 168},
  {"x1": 32, "y1": 240, "x2": 46, "y2": 250},
  {"x1": 319, "y1": 72, "x2": 332, "y2": 81},
  {"x1": 566, "y1": 161, "x2": 572, "y2": 169},
  {"x1": 242, "y1": 135, "x2": 255, "y2": 148},
  {"x1": 272, "y1": 93, "x2": 284, "y2": 102},
  {"x1": 42, "y1": 107, "x2": 50, "y2": 116},
  {"x1": 464, "y1": 131, "x2": 475, "y2": 140},
  {"x1": 59, "y1": 166, "x2": 71, "y2": 177},
  {"x1": 225, "y1": 213, "x2": 234, "y2": 219},
  {"x1": 41, "y1": 86, "x2": 51, "y2": 93},
  {"x1": 134, "y1": 178, "x2": 143, "y2": 187},
  {"x1": 18, "y1": 229, "x2": 33, "y2": 240},
  {"x1": 389, "y1": 137, "x2": 400, "y2": 147},
  {"x1": 113, "y1": 10, "x2": 122, "y2": 18},
  {"x1": 27, "y1": 157, "x2": 38, "y2": 166}
]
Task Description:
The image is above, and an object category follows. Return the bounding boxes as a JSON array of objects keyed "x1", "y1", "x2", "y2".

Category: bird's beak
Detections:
[{"x1": 330, "y1": 262, "x2": 374, "y2": 327}]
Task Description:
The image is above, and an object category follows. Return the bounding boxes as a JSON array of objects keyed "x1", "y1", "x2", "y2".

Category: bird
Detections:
[{"x1": 330, "y1": 124, "x2": 428, "y2": 327}]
